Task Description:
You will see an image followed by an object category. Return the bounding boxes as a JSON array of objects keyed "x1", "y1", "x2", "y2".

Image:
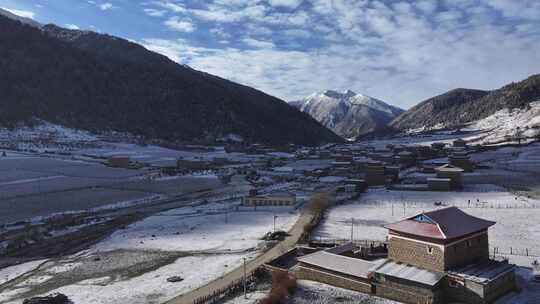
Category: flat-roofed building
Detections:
[
  {"x1": 242, "y1": 192, "x2": 297, "y2": 206},
  {"x1": 445, "y1": 261, "x2": 516, "y2": 304},
  {"x1": 296, "y1": 243, "x2": 377, "y2": 294},
  {"x1": 372, "y1": 259, "x2": 445, "y2": 304}
]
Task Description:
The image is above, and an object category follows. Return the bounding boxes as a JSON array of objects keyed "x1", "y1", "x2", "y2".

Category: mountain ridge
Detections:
[
  {"x1": 0, "y1": 15, "x2": 342, "y2": 146},
  {"x1": 390, "y1": 74, "x2": 540, "y2": 132}
]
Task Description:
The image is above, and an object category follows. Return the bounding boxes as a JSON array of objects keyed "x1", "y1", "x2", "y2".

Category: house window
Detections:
[
  {"x1": 467, "y1": 240, "x2": 472, "y2": 247},
  {"x1": 427, "y1": 246, "x2": 434, "y2": 254}
]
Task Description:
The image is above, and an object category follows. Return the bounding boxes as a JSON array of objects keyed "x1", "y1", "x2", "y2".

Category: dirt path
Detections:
[{"x1": 164, "y1": 205, "x2": 315, "y2": 304}]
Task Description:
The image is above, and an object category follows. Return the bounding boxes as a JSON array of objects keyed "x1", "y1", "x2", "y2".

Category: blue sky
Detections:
[{"x1": 2, "y1": 0, "x2": 540, "y2": 109}]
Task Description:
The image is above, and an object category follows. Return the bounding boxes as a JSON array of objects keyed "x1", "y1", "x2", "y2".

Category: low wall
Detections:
[
  {"x1": 374, "y1": 281, "x2": 441, "y2": 304},
  {"x1": 295, "y1": 266, "x2": 372, "y2": 294}
]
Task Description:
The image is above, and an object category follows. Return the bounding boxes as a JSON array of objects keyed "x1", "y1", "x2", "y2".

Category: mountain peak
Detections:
[
  {"x1": 293, "y1": 90, "x2": 404, "y2": 140},
  {"x1": 321, "y1": 89, "x2": 356, "y2": 99}
]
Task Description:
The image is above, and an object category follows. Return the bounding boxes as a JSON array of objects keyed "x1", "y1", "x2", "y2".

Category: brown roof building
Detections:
[{"x1": 378, "y1": 207, "x2": 515, "y2": 304}]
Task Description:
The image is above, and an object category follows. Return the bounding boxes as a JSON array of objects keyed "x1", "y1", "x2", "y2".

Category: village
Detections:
[{"x1": 0, "y1": 126, "x2": 539, "y2": 304}]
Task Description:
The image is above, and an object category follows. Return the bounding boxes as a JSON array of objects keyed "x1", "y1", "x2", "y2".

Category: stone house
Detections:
[
  {"x1": 380, "y1": 207, "x2": 516, "y2": 304},
  {"x1": 435, "y1": 164, "x2": 464, "y2": 190},
  {"x1": 277, "y1": 207, "x2": 516, "y2": 304}
]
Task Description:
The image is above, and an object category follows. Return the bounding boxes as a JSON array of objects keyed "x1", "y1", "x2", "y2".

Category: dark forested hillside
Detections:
[
  {"x1": 389, "y1": 89, "x2": 489, "y2": 131},
  {"x1": 390, "y1": 74, "x2": 540, "y2": 131},
  {"x1": 0, "y1": 17, "x2": 342, "y2": 145}
]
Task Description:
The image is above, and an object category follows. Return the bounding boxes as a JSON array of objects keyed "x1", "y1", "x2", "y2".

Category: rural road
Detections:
[{"x1": 165, "y1": 202, "x2": 317, "y2": 304}]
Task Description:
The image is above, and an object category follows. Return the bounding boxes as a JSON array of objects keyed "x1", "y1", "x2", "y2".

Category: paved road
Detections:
[{"x1": 165, "y1": 203, "x2": 316, "y2": 304}]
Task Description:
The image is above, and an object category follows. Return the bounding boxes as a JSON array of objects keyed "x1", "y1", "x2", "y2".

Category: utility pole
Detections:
[
  {"x1": 350, "y1": 218, "x2": 354, "y2": 243},
  {"x1": 401, "y1": 193, "x2": 406, "y2": 216},
  {"x1": 273, "y1": 215, "x2": 278, "y2": 233},
  {"x1": 243, "y1": 257, "x2": 247, "y2": 299}
]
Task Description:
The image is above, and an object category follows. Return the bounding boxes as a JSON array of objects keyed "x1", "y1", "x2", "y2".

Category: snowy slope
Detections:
[
  {"x1": 291, "y1": 90, "x2": 403, "y2": 140},
  {"x1": 0, "y1": 7, "x2": 41, "y2": 28},
  {"x1": 463, "y1": 101, "x2": 540, "y2": 145}
]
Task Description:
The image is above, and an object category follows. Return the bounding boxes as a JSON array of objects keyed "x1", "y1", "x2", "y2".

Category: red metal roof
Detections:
[{"x1": 385, "y1": 207, "x2": 495, "y2": 240}]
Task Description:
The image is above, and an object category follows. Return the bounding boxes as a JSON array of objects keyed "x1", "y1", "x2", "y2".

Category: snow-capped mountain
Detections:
[{"x1": 291, "y1": 90, "x2": 404, "y2": 140}]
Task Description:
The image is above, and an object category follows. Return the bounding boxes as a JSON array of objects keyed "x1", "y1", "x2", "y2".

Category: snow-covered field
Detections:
[
  {"x1": 95, "y1": 207, "x2": 300, "y2": 252},
  {"x1": 0, "y1": 260, "x2": 47, "y2": 285},
  {"x1": 0, "y1": 252, "x2": 253, "y2": 304},
  {"x1": 0, "y1": 202, "x2": 300, "y2": 304},
  {"x1": 315, "y1": 186, "x2": 540, "y2": 266}
]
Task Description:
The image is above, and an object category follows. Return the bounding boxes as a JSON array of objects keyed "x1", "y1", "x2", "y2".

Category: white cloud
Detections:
[
  {"x1": 243, "y1": 37, "x2": 275, "y2": 49},
  {"x1": 164, "y1": 16, "x2": 196, "y2": 32},
  {"x1": 153, "y1": 1, "x2": 186, "y2": 13},
  {"x1": 99, "y1": 3, "x2": 114, "y2": 11},
  {"x1": 267, "y1": 0, "x2": 303, "y2": 9},
  {"x1": 1, "y1": 7, "x2": 35, "y2": 19},
  {"x1": 138, "y1": 0, "x2": 540, "y2": 109},
  {"x1": 65, "y1": 23, "x2": 80, "y2": 30},
  {"x1": 144, "y1": 8, "x2": 167, "y2": 17}
]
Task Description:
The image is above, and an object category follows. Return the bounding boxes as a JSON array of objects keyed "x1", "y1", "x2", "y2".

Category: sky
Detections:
[{"x1": 2, "y1": 0, "x2": 540, "y2": 109}]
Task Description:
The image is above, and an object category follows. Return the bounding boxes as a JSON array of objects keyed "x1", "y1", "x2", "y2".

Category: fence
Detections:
[
  {"x1": 491, "y1": 247, "x2": 540, "y2": 258},
  {"x1": 355, "y1": 200, "x2": 540, "y2": 210},
  {"x1": 309, "y1": 237, "x2": 388, "y2": 248}
]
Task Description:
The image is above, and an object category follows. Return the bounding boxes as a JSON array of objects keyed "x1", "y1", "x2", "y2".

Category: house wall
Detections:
[
  {"x1": 295, "y1": 266, "x2": 372, "y2": 294},
  {"x1": 444, "y1": 232, "x2": 490, "y2": 269},
  {"x1": 436, "y1": 171, "x2": 463, "y2": 189},
  {"x1": 443, "y1": 270, "x2": 515, "y2": 304},
  {"x1": 427, "y1": 180, "x2": 452, "y2": 191},
  {"x1": 388, "y1": 236, "x2": 446, "y2": 272},
  {"x1": 484, "y1": 270, "x2": 516, "y2": 303},
  {"x1": 373, "y1": 275, "x2": 442, "y2": 304},
  {"x1": 389, "y1": 232, "x2": 490, "y2": 272}
]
